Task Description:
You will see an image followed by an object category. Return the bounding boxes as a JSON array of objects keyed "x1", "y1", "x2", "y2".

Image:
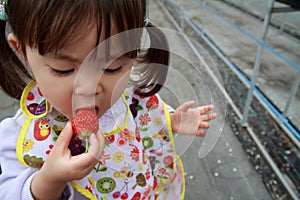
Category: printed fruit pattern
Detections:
[
  {"x1": 129, "y1": 97, "x2": 143, "y2": 118},
  {"x1": 23, "y1": 154, "x2": 44, "y2": 168},
  {"x1": 71, "y1": 109, "x2": 99, "y2": 153},
  {"x1": 68, "y1": 136, "x2": 86, "y2": 156},
  {"x1": 27, "y1": 99, "x2": 47, "y2": 115},
  {"x1": 105, "y1": 135, "x2": 115, "y2": 147},
  {"x1": 146, "y1": 95, "x2": 159, "y2": 111},
  {"x1": 96, "y1": 177, "x2": 116, "y2": 194},
  {"x1": 26, "y1": 92, "x2": 35, "y2": 101}
]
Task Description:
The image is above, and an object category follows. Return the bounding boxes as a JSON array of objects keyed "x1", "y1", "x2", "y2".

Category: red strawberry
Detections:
[{"x1": 71, "y1": 108, "x2": 99, "y2": 153}]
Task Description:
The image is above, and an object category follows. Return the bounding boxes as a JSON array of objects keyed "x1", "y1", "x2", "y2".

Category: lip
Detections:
[{"x1": 75, "y1": 106, "x2": 99, "y2": 116}]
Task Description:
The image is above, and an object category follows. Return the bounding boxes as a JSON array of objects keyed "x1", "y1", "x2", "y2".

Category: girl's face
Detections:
[{"x1": 22, "y1": 26, "x2": 134, "y2": 119}]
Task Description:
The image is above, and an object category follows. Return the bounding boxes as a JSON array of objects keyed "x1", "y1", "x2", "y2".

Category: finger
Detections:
[
  {"x1": 200, "y1": 113, "x2": 217, "y2": 121},
  {"x1": 199, "y1": 104, "x2": 214, "y2": 114},
  {"x1": 178, "y1": 101, "x2": 195, "y2": 112},
  {"x1": 71, "y1": 129, "x2": 104, "y2": 166},
  {"x1": 71, "y1": 145, "x2": 99, "y2": 170},
  {"x1": 55, "y1": 122, "x2": 73, "y2": 152},
  {"x1": 88, "y1": 130, "x2": 105, "y2": 160},
  {"x1": 199, "y1": 121, "x2": 210, "y2": 129},
  {"x1": 69, "y1": 154, "x2": 98, "y2": 179},
  {"x1": 197, "y1": 129, "x2": 206, "y2": 137}
]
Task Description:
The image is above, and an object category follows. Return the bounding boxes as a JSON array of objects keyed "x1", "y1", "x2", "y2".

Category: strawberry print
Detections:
[{"x1": 146, "y1": 95, "x2": 159, "y2": 111}]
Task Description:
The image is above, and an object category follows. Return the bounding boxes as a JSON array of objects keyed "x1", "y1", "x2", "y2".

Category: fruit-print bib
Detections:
[{"x1": 16, "y1": 80, "x2": 185, "y2": 200}]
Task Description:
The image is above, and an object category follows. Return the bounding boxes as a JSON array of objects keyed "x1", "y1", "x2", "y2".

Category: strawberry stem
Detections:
[{"x1": 84, "y1": 137, "x2": 89, "y2": 153}]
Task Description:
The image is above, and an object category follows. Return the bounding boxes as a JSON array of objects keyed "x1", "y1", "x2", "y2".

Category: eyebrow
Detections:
[
  {"x1": 44, "y1": 53, "x2": 82, "y2": 64},
  {"x1": 45, "y1": 51, "x2": 125, "y2": 65}
]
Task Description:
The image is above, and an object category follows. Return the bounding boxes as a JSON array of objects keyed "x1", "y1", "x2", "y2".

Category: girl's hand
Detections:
[
  {"x1": 170, "y1": 101, "x2": 217, "y2": 137},
  {"x1": 31, "y1": 122, "x2": 104, "y2": 200}
]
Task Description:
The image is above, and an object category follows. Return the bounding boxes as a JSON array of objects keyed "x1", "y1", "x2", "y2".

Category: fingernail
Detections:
[{"x1": 90, "y1": 134, "x2": 96, "y2": 141}]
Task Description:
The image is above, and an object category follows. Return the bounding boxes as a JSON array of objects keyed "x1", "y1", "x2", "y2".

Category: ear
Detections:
[
  {"x1": 7, "y1": 33, "x2": 25, "y2": 58},
  {"x1": 7, "y1": 33, "x2": 19, "y2": 50}
]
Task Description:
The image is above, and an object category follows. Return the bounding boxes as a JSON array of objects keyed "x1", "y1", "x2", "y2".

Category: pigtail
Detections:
[
  {"x1": 135, "y1": 22, "x2": 170, "y2": 97},
  {"x1": 0, "y1": 20, "x2": 31, "y2": 99}
]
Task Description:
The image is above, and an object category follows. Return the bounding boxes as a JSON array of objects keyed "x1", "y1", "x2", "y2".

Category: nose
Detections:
[
  {"x1": 72, "y1": 78, "x2": 102, "y2": 114},
  {"x1": 74, "y1": 79, "x2": 103, "y2": 96}
]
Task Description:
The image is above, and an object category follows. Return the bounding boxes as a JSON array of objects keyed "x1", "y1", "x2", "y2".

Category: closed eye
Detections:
[
  {"x1": 104, "y1": 66, "x2": 123, "y2": 74},
  {"x1": 50, "y1": 68, "x2": 75, "y2": 76}
]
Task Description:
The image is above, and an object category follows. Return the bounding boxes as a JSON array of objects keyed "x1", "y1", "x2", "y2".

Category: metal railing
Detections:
[
  {"x1": 164, "y1": 0, "x2": 300, "y2": 143},
  {"x1": 158, "y1": 0, "x2": 300, "y2": 198}
]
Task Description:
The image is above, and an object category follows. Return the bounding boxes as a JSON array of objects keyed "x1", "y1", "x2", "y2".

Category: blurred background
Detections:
[{"x1": 151, "y1": 0, "x2": 300, "y2": 199}]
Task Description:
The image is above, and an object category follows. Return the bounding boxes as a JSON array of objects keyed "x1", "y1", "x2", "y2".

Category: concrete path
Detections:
[{"x1": 150, "y1": 0, "x2": 273, "y2": 199}]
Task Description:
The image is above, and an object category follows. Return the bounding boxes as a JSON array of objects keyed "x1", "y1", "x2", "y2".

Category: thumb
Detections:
[
  {"x1": 178, "y1": 101, "x2": 195, "y2": 112},
  {"x1": 88, "y1": 129, "x2": 105, "y2": 160}
]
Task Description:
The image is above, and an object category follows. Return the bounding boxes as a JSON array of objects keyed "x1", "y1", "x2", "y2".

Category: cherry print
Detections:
[{"x1": 27, "y1": 92, "x2": 35, "y2": 101}]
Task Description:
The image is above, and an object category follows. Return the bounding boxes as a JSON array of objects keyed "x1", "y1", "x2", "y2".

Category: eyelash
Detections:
[
  {"x1": 104, "y1": 66, "x2": 123, "y2": 74},
  {"x1": 50, "y1": 68, "x2": 74, "y2": 77},
  {"x1": 49, "y1": 66, "x2": 123, "y2": 77}
]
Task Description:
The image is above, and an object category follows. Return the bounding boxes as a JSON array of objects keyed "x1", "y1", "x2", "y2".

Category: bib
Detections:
[{"x1": 16, "y1": 80, "x2": 185, "y2": 199}]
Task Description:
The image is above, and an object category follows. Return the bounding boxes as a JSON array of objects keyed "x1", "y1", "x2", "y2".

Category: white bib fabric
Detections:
[{"x1": 16, "y1": 80, "x2": 185, "y2": 200}]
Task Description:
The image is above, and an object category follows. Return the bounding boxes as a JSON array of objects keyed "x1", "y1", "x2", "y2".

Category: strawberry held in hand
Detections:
[{"x1": 71, "y1": 108, "x2": 99, "y2": 153}]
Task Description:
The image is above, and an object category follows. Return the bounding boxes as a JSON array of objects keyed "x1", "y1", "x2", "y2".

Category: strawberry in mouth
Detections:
[{"x1": 71, "y1": 108, "x2": 99, "y2": 153}]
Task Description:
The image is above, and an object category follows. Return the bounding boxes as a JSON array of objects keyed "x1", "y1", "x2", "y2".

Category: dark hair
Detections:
[{"x1": 0, "y1": 0, "x2": 169, "y2": 99}]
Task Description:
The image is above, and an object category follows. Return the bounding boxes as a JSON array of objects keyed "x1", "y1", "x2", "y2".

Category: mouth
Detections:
[{"x1": 75, "y1": 106, "x2": 99, "y2": 117}]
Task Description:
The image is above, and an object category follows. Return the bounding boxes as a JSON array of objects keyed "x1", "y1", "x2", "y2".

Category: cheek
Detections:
[
  {"x1": 110, "y1": 72, "x2": 131, "y2": 102},
  {"x1": 39, "y1": 79, "x2": 74, "y2": 118},
  {"x1": 48, "y1": 89, "x2": 73, "y2": 118},
  {"x1": 25, "y1": 48, "x2": 75, "y2": 118}
]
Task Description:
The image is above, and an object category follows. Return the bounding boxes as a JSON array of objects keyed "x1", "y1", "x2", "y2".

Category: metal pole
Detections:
[
  {"x1": 241, "y1": 0, "x2": 275, "y2": 126},
  {"x1": 283, "y1": 71, "x2": 300, "y2": 117}
]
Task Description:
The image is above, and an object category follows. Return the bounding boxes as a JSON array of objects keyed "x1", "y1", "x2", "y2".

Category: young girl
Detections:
[{"x1": 0, "y1": 1, "x2": 216, "y2": 199}]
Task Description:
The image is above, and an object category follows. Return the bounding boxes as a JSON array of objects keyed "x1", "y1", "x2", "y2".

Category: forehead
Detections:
[{"x1": 46, "y1": 24, "x2": 135, "y2": 65}]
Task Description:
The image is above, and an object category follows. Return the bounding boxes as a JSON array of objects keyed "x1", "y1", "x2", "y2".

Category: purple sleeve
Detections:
[
  {"x1": 0, "y1": 115, "x2": 74, "y2": 199},
  {"x1": 0, "y1": 116, "x2": 36, "y2": 199}
]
